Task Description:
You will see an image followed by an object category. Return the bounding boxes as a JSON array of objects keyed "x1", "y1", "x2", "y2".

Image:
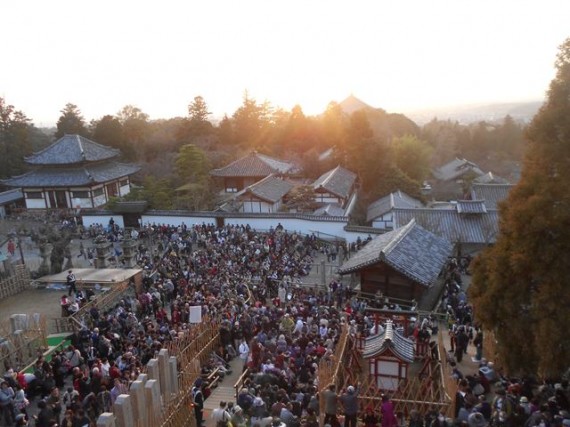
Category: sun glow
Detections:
[{"x1": 1, "y1": 0, "x2": 568, "y2": 124}]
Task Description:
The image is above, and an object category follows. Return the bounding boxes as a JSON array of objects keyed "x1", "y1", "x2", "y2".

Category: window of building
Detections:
[
  {"x1": 225, "y1": 179, "x2": 238, "y2": 193},
  {"x1": 93, "y1": 188, "x2": 104, "y2": 197},
  {"x1": 72, "y1": 191, "x2": 89, "y2": 199},
  {"x1": 119, "y1": 179, "x2": 129, "y2": 187},
  {"x1": 25, "y1": 192, "x2": 43, "y2": 199}
]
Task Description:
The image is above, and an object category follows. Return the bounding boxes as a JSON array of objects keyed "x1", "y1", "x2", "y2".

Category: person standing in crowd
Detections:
[
  {"x1": 340, "y1": 384, "x2": 359, "y2": 427},
  {"x1": 192, "y1": 379, "x2": 204, "y2": 426},
  {"x1": 7, "y1": 239, "x2": 16, "y2": 256},
  {"x1": 362, "y1": 406, "x2": 380, "y2": 427},
  {"x1": 454, "y1": 326, "x2": 469, "y2": 363},
  {"x1": 429, "y1": 409, "x2": 451, "y2": 427},
  {"x1": 238, "y1": 338, "x2": 250, "y2": 371},
  {"x1": 211, "y1": 401, "x2": 231, "y2": 427},
  {"x1": 0, "y1": 380, "x2": 16, "y2": 426},
  {"x1": 380, "y1": 394, "x2": 398, "y2": 427},
  {"x1": 66, "y1": 270, "x2": 77, "y2": 296},
  {"x1": 323, "y1": 384, "x2": 339, "y2": 427}
]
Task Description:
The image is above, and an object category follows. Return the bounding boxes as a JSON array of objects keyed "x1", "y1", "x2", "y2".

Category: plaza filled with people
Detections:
[{"x1": 0, "y1": 222, "x2": 569, "y2": 427}]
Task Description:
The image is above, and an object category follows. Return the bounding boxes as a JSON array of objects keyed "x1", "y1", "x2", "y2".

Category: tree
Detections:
[
  {"x1": 285, "y1": 185, "x2": 318, "y2": 212},
  {"x1": 91, "y1": 115, "x2": 133, "y2": 158},
  {"x1": 175, "y1": 144, "x2": 211, "y2": 184},
  {"x1": 55, "y1": 103, "x2": 89, "y2": 138},
  {"x1": 320, "y1": 101, "x2": 346, "y2": 150},
  {"x1": 177, "y1": 96, "x2": 214, "y2": 146},
  {"x1": 339, "y1": 110, "x2": 374, "y2": 168},
  {"x1": 393, "y1": 135, "x2": 433, "y2": 183},
  {"x1": 469, "y1": 38, "x2": 570, "y2": 378},
  {"x1": 188, "y1": 96, "x2": 211, "y2": 125},
  {"x1": 117, "y1": 105, "x2": 149, "y2": 161},
  {"x1": 232, "y1": 92, "x2": 271, "y2": 148},
  {"x1": 0, "y1": 98, "x2": 31, "y2": 178},
  {"x1": 496, "y1": 115, "x2": 525, "y2": 160},
  {"x1": 217, "y1": 115, "x2": 233, "y2": 147},
  {"x1": 139, "y1": 176, "x2": 173, "y2": 210}
]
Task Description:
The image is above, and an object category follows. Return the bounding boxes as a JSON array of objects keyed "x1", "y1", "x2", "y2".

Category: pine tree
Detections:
[
  {"x1": 55, "y1": 103, "x2": 89, "y2": 138},
  {"x1": 469, "y1": 38, "x2": 570, "y2": 377}
]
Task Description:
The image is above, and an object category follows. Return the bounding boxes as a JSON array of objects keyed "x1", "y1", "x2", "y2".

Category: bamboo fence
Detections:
[{"x1": 0, "y1": 264, "x2": 30, "y2": 299}]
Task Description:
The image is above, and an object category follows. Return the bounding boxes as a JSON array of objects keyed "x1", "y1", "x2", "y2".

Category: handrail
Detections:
[
  {"x1": 19, "y1": 339, "x2": 69, "y2": 374},
  {"x1": 234, "y1": 368, "x2": 250, "y2": 400}
]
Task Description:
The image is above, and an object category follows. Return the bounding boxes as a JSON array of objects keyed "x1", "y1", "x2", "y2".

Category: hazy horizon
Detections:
[{"x1": 1, "y1": 1, "x2": 566, "y2": 125}]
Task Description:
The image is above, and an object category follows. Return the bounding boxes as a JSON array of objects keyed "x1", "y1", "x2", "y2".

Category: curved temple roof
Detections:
[
  {"x1": 362, "y1": 320, "x2": 415, "y2": 363},
  {"x1": 25, "y1": 134, "x2": 120, "y2": 165}
]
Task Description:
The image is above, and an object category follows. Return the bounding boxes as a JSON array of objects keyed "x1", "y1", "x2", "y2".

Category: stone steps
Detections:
[{"x1": 203, "y1": 358, "x2": 244, "y2": 410}]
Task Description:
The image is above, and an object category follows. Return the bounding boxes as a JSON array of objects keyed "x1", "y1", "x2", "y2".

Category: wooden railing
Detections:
[
  {"x1": 69, "y1": 280, "x2": 131, "y2": 331},
  {"x1": 438, "y1": 328, "x2": 456, "y2": 418},
  {"x1": 234, "y1": 368, "x2": 250, "y2": 400},
  {"x1": 318, "y1": 325, "x2": 351, "y2": 425},
  {"x1": 159, "y1": 318, "x2": 221, "y2": 427},
  {"x1": 159, "y1": 285, "x2": 254, "y2": 427}
]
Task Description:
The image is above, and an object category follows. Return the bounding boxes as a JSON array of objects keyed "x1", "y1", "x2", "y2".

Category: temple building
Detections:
[
  {"x1": 2, "y1": 134, "x2": 140, "y2": 209},
  {"x1": 210, "y1": 151, "x2": 297, "y2": 194}
]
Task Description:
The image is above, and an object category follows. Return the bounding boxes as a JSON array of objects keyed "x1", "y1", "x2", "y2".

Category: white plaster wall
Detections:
[
  {"x1": 241, "y1": 201, "x2": 272, "y2": 213},
  {"x1": 140, "y1": 215, "x2": 216, "y2": 228},
  {"x1": 83, "y1": 212, "x2": 380, "y2": 243},
  {"x1": 315, "y1": 194, "x2": 340, "y2": 204},
  {"x1": 224, "y1": 217, "x2": 348, "y2": 239},
  {"x1": 372, "y1": 212, "x2": 393, "y2": 230}
]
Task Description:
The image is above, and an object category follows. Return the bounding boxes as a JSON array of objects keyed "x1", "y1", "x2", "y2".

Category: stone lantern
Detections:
[
  {"x1": 121, "y1": 232, "x2": 138, "y2": 268},
  {"x1": 94, "y1": 235, "x2": 111, "y2": 269}
]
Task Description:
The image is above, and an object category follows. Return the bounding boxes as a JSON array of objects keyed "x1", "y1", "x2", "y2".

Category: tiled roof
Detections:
[
  {"x1": 392, "y1": 208, "x2": 499, "y2": 244},
  {"x1": 471, "y1": 183, "x2": 514, "y2": 210},
  {"x1": 0, "y1": 188, "x2": 24, "y2": 205},
  {"x1": 338, "y1": 219, "x2": 453, "y2": 286},
  {"x1": 2, "y1": 162, "x2": 140, "y2": 187},
  {"x1": 433, "y1": 157, "x2": 485, "y2": 181},
  {"x1": 0, "y1": 189, "x2": 23, "y2": 205},
  {"x1": 313, "y1": 166, "x2": 357, "y2": 200},
  {"x1": 25, "y1": 135, "x2": 120, "y2": 165},
  {"x1": 473, "y1": 172, "x2": 509, "y2": 184},
  {"x1": 456, "y1": 200, "x2": 487, "y2": 214},
  {"x1": 210, "y1": 152, "x2": 296, "y2": 177},
  {"x1": 367, "y1": 190, "x2": 423, "y2": 222},
  {"x1": 236, "y1": 175, "x2": 294, "y2": 203},
  {"x1": 313, "y1": 203, "x2": 346, "y2": 217},
  {"x1": 362, "y1": 320, "x2": 415, "y2": 362}
]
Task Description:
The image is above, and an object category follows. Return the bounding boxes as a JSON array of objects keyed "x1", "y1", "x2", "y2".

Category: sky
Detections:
[{"x1": 1, "y1": 1, "x2": 569, "y2": 126}]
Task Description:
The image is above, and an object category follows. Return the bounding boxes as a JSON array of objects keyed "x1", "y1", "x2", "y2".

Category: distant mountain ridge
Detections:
[
  {"x1": 404, "y1": 100, "x2": 543, "y2": 125},
  {"x1": 338, "y1": 94, "x2": 377, "y2": 115},
  {"x1": 337, "y1": 95, "x2": 420, "y2": 139},
  {"x1": 336, "y1": 95, "x2": 543, "y2": 126}
]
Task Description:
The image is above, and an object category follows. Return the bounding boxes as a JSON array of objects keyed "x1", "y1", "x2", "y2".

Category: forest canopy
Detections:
[{"x1": 0, "y1": 93, "x2": 527, "y2": 212}]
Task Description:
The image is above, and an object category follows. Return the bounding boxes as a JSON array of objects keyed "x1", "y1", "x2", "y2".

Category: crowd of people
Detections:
[{"x1": 0, "y1": 221, "x2": 569, "y2": 427}]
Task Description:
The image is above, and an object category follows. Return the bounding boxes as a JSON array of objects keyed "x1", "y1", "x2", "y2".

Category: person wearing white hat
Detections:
[{"x1": 340, "y1": 384, "x2": 359, "y2": 427}]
